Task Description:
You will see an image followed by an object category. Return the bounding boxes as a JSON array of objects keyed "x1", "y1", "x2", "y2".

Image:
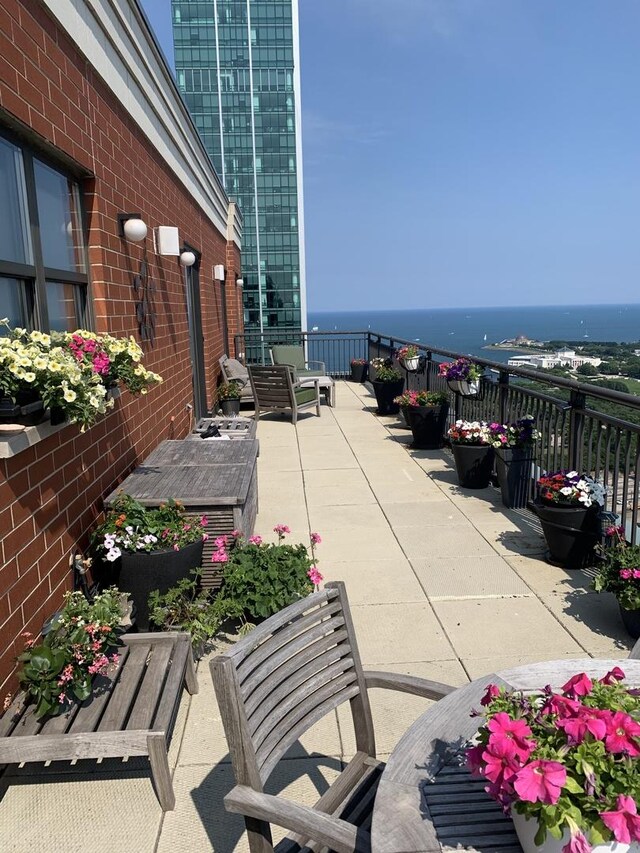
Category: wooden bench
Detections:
[{"x1": 0, "y1": 631, "x2": 197, "y2": 811}]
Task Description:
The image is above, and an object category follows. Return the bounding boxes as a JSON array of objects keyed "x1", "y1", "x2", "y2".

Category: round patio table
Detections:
[{"x1": 370, "y1": 658, "x2": 640, "y2": 853}]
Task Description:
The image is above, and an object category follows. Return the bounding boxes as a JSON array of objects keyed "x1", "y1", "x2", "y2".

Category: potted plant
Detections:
[
  {"x1": 397, "y1": 345, "x2": 420, "y2": 372},
  {"x1": 370, "y1": 357, "x2": 404, "y2": 415},
  {"x1": 447, "y1": 419, "x2": 494, "y2": 488},
  {"x1": 216, "y1": 380, "x2": 242, "y2": 416},
  {"x1": 91, "y1": 493, "x2": 208, "y2": 630},
  {"x1": 148, "y1": 571, "x2": 228, "y2": 657},
  {"x1": 350, "y1": 358, "x2": 368, "y2": 383},
  {"x1": 214, "y1": 526, "x2": 324, "y2": 628},
  {"x1": 467, "y1": 667, "x2": 640, "y2": 853},
  {"x1": 593, "y1": 525, "x2": 640, "y2": 638},
  {"x1": 535, "y1": 471, "x2": 605, "y2": 570},
  {"x1": 394, "y1": 389, "x2": 449, "y2": 449},
  {"x1": 439, "y1": 357, "x2": 483, "y2": 396},
  {"x1": 15, "y1": 588, "x2": 124, "y2": 719},
  {"x1": 489, "y1": 417, "x2": 540, "y2": 509}
]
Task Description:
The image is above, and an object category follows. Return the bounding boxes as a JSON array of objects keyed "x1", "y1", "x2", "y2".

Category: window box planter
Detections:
[
  {"x1": 451, "y1": 443, "x2": 494, "y2": 489},
  {"x1": 406, "y1": 403, "x2": 449, "y2": 449},
  {"x1": 534, "y1": 500, "x2": 600, "y2": 570},
  {"x1": 494, "y1": 446, "x2": 533, "y2": 509}
]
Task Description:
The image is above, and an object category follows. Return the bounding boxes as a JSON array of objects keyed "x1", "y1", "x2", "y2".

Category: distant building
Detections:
[
  {"x1": 172, "y1": 0, "x2": 307, "y2": 345},
  {"x1": 507, "y1": 349, "x2": 602, "y2": 370}
]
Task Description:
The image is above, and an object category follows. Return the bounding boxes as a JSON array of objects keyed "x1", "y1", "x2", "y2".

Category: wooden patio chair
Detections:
[
  {"x1": 220, "y1": 354, "x2": 255, "y2": 404},
  {"x1": 270, "y1": 345, "x2": 326, "y2": 378},
  {"x1": 210, "y1": 581, "x2": 456, "y2": 853},
  {"x1": 248, "y1": 364, "x2": 321, "y2": 424}
]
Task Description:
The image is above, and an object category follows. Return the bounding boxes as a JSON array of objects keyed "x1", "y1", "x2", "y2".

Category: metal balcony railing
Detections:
[{"x1": 234, "y1": 329, "x2": 640, "y2": 542}]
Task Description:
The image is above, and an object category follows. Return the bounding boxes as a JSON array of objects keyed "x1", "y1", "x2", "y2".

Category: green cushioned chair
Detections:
[
  {"x1": 248, "y1": 364, "x2": 321, "y2": 424},
  {"x1": 269, "y1": 345, "x2": 325, "y2": 378}
]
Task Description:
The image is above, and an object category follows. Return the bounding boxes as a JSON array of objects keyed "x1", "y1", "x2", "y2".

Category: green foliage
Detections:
[
  {"x1": 218, "y1": 539, "x2": 315, "y2": 621},
  {"x1": 148, "y1": 573, "x2": 228, "y2": 655},
  {"x1": 593, "y1": 529, "x2": 640, "y2": 609},
  {"x1": 370, "y1": 357, "x2": 402, "y2": 382},
  {"x1": 16, "y1": 588, "x2": 123, "y2": 719},
  {"x1": 588, "y1": 379, "x2": 629, "y2": 394},
  {"x1": 599, "y1": 361, "x2": 620, "y2": 375},
  {"x1": 576, "y1": 363, "x2": 599, "y2": 377}
]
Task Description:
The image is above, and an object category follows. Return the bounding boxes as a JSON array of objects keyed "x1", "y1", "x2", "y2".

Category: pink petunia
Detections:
[
  {"x1": 620, "y1": 569, "x2": 633, "y2": 580},
  {"x1": 513, "y1": 760, "x2": 567, "y2": 805},
  {"x1": 600, "y1": 666, "x2": 625, "y2": 685},
  {"x1": 600, "y1": 795, "x2": 640, "y2": 844},
  {"x1": 544, "y1": 693, "x2": 582, "y2": 718},
  {"x1": 562, "y1": 831, "x2": 591, "y2": 853},
  {"x1": 487, "y1": 712, "x2": 534, "y2": 760},
  {"x1": 604, "y1": 711, "x2": 640, "y2": 756},
  {"x1": 480, "y1": 684, "x2": 501, "y2": 706},
  {"x1": 561, "y1": 672, "x2": 593, "y2": 698},
  {"x1": 466, "y1": 743, "x2": 485, "y2": 776},
  {"x1": 556, "y1": 713, "x2": 606, "y2": 744},
  {"x1": 200, "y1": 515, "x2": 208, "y2": 526}
]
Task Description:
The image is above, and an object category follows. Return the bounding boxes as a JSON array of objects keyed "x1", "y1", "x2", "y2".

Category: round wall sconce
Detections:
[
  {"x1": 179, "y1": 250, "x2": 196, "y2": 267},
  {"x1": 118, "y1": 213, "x2": 147, "y2": 242},
  {"x1": 236, "y1": 277, "x2": 244, "y2": 286}
]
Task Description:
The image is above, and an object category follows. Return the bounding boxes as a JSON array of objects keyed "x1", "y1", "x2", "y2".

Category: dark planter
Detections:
[
  {"x1": 534, "y1": 500, "x2": 600, "y2": 570},
  {"x1": 619, "y1": 604, "x2": 640, "y2": 639},
  {"x1": 220, "y1": 398, "x2": 241, "y2": 416},
  {"x1": 495, "y1": 447, "x2": 533, "y2": 509},
  {"x1": 49, "y1": 406, "x2": 66, "y2": 425},
  {"x1": 0, "y1": 394, "x2": 47, "y2": 426},
  {"x1": 372, "y1": 378, "x2": 404, "y2": 415},
  {"x1": 406, "y1": 403, "x2": 450, "y2": 449},
  {"x1": 118, "y1": 539, "x2": 204, "y2": 631},
  {"x1": 350, "y1": 363, "x2": 368, "y2": 383},
  {"x1": 451, "y1": 443, "x2": 494, "y2": 489},
  {"x1": 399, "y1": 405, "x2": 411, "y2": 427}
]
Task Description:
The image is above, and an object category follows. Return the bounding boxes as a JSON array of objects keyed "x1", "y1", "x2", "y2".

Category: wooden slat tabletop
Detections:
[
  {"x1": 143, "y1": 439, "x2": 258, "y2": 467},
  {"x1": 371, "y1": 659, "x2": 640, "y2": 853}
]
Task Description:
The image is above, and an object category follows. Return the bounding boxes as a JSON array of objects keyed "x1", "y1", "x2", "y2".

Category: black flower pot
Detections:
[
  {"x1": 406, "y1": 403, "x2": 450, "y2": 449},
  {"x1": 619, "y1": 604, "x2": 640, "y2": 639},
  {"x1": 220, "y1": 398, "x2": 241, "y2": 416},
  {"x1": 372, "y1": 379, "x2": 404, "y2": 415},
  {"x1": 399, "y1": 405, "x2": 411, "y2": 427},
  {"x1": 350, "y1": 363, "x2": 368, "y2": 383},
  {"x1": 49, "y1": 406, "x2": 66, "y2": 425},
  {"x1": 495, "y1": 447, "x2": 533, "y2": 509},
  {"x1": 534, "y1": 500, "x2": 600, "y2": 570},
  {"x1": 118, "y1": 539, "x2": 204, "y2": 631},
  {"x1": 451, "y1": 443, "x2": 494, "y2": 489}
]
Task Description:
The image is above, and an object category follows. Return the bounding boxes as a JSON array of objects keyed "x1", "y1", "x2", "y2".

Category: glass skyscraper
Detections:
[{"x1": 172, "y1": 0, "x2": 306, "y2": 340}]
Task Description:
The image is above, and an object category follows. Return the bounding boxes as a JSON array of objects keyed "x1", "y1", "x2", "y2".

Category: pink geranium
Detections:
[
  {"x1": 248, "y1": 535, "x2": 262, "y2": 545},
  {"x1": 307, "y1": 566, "x2": 323, "y2": 586},
  {"x1": 310, "y1": 532, "x2": 322, "y2": 545},
  {"x1": 513, "y1": 760, "x2": 567, "y2": 804},
  {"x1": 600, "y1": 795, "x2": 640, "y2": 843}
]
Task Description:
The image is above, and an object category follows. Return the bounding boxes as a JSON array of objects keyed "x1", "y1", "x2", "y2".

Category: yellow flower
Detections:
[
  {"x1": 23, "y1": 372, "x2": 35, "y2": 383},
  {"x1": 63, "y1": 388, "x2": 77, "y2": 403}
]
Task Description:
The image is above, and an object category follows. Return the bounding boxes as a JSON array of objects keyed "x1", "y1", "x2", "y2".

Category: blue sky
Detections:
[{"x1": 141, "y1": 0, "x2": 640, "y2": 311}]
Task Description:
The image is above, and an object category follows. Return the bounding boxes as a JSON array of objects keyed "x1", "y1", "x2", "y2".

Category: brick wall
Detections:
[{"x1": 0, "y1": 0, "x2": 244, "y2": 696}]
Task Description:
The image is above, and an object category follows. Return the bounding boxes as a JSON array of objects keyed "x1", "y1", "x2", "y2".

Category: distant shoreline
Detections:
[{"x1": 483, "y1": 344, "x2": 549, "y2": 354}]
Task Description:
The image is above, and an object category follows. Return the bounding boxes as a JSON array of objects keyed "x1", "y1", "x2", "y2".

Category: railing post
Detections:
[
  {"x1": 426, "y1": 351, "x2": 432, "y2": 391},
  {"x1": 499, "y1": 370, "x2": 510, "y2": 425},
  {"x1": 568, "y1": 390, "x2": 586, "y2": 472}
]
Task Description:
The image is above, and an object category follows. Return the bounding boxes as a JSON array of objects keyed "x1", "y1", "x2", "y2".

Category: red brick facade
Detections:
[{"x1": 0, "y1": 0, "x2": 243, "y2": 695}]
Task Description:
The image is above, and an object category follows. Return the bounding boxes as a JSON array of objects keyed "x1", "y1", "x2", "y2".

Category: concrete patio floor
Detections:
[{"x1": 1, "y1": 380, "x2": 636, "y2": 852}]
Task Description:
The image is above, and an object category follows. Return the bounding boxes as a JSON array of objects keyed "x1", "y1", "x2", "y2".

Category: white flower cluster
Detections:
[
  {"x1": 563, "y1": 471, "x2": 606, "y2": 508},
  {"x1": 102, "y1": 529, "x2": 159, "y2": 562}
]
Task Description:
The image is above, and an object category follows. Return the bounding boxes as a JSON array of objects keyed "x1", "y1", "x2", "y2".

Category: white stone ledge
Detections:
[{"x1": 0, "y1": 421, "x2": 69, "y2": 459}]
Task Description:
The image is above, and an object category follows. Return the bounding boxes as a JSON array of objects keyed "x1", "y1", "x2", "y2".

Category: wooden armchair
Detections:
[
  {"x1": 210, "y1": 581, "x2": 456, "y2": 852},
  {"x1": 270, "y1": 345, "x2": 326, "y2": 378},
  {"x1": 248, "y1": 364, "x2": 321, "y2": 424}
]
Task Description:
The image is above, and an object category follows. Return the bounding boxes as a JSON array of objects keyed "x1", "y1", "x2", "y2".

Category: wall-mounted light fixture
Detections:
[
  {"x1": 179, "y1": 250, "x2": 196, "y2": 267},
  {"x1": 118, "y1": 213, "x2": 147, "y2": 242},
  {"x1": 214, "y1": 264, "x2": 225, "y2": 281},
  {"x1": 236, "y1": 276, "x2": 244, "y2": 286}
]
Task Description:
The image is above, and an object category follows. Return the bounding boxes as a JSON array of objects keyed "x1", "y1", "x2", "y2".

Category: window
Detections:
[{"x1": 0, "y1": 132, "x2": 89, "y2": 333}]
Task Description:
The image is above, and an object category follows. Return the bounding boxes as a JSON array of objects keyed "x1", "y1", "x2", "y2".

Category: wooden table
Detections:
[
  {"x1": 105, "y1": 439, "x2": 259, "y2": 589},
  {"x1": 371, "y1": 659, "x2": 640, "y2": 853}
]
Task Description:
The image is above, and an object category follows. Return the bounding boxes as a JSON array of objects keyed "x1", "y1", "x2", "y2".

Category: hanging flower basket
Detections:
[{"x1": 447, "y1": 378, "x2": 481, "y2": 397}]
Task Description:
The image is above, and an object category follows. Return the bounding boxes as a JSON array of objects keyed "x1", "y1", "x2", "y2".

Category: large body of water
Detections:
[{"x1": 307, "y1": 304, "x2": 640, "y2": 365}]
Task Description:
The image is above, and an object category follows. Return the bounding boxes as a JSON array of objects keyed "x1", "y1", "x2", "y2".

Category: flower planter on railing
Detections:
[{"x1": 447, "y1": 378, "x2": 480, "y2": 397}]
